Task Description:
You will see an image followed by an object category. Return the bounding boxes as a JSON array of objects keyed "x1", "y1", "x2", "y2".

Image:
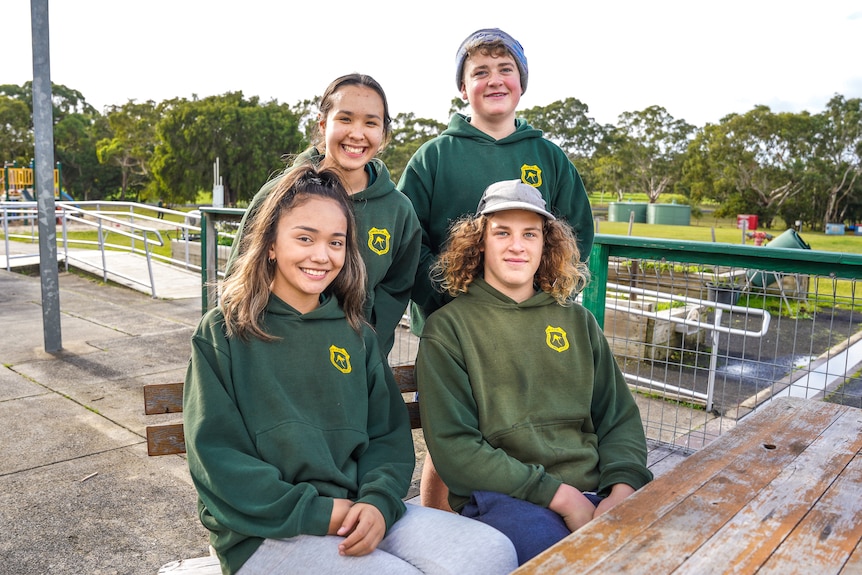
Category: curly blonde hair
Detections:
[
  {"x1": 431, "y1": 212, "x2": 589, "y2": 305},
  {"x1": 220, "y1": 165, "x2": 367, "y2": 341}
]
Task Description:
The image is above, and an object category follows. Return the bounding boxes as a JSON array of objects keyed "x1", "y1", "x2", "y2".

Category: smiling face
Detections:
[
  {"x1": 460, "y1": 49, "x2": 522, "y2": 132},
  {"x1": 268, "y1": 196, "x2": 348, "y2": 313},
  {"x1": 319, "y1": 84, "x2": 386, "y2": 193},
  {"x1": 481, "y1": 209, "x2": 545, "y2": 303}
]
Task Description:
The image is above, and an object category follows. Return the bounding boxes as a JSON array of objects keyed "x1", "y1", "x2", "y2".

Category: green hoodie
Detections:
[
  {"x1": 398, "y1": 114, "x2": 594, "y2": 320},
  {"x1": 416, "y1": 279, "x2": 651, "y2": 513},
  {"x1": 226, "y1": 149, "x2": 421, "y2": 354},
  {"x1": 184, "y1": 294, "x2": 414, "y2": 574}
]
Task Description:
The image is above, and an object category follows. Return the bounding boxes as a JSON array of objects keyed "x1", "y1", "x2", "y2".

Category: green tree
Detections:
[
  {"x1": 520, "y1": 97, "x2": 607, "y2": 161},
  {"x1": 613, "y1": 106, "x2": 695, "y2": 203},
  {"x1": 448, "y1": 97, "x2": 468, "y2": 118},
  {"x1": 378, "y1": 112, "x2": 445, "y2": 183},
  {"x1": 0, "y1": 82, "x2": 115, "y2": 199},
  {"x1": 0, "y1": 82, "x2": 96, "y2": 121},
  {"x1": 96, "y1": 100, "x2": 160, "y2": 200},
  {"x1": 150, "y1": 92, "x2": 303, "y2": 206},
  {"x1": 55, "y1": 112, "x2": 121, "y2": 201},
  {"x1": 0, "y1": 95, "x2": 32, "y2": 164},
  {"x1": 681, "y1": 106, "x2": 809, "y2": 227},
  {"x1": 805, "y1": 95, "x2": 862, "y2": 228},
  {"x1": 290, "y1": 97, "x2": 317, "y2": 147}
]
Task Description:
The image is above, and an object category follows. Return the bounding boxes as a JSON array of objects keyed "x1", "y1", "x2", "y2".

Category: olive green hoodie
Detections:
[{"x1": 416, "y1": 279, "x2": 651, "y2": 512}]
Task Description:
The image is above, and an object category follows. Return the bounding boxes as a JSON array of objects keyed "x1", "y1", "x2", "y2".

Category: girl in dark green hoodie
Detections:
[
  {"x1": 226, "y1": 73, "x2": 420, "y2": 356},
  {"x1": 184, "y1": 166, "x2": 516, "y2": 574}
]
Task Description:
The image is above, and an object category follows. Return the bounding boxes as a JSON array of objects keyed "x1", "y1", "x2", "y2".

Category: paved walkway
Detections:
[{"x1": 0, "y1": 268, "x2": 209, "y2": 574}]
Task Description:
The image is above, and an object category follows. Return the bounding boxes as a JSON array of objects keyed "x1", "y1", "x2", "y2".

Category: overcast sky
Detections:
[{"x1": 7, "y1": 1, "x2": 862, "y2": 128}]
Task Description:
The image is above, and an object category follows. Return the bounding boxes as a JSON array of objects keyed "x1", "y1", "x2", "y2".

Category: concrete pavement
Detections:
[{"x1": 0, "y1": 268, "x2": 209, "y2": 574}]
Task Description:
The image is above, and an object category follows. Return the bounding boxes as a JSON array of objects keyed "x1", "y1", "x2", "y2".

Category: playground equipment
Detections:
[{"x1": 2, "y1": 162, "x2": 70, "y2": 202}]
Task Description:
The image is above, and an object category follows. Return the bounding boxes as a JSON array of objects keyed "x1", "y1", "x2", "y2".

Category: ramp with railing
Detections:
[{"x1": 1, "y1": 201, "x2": 204, "y2": 298}]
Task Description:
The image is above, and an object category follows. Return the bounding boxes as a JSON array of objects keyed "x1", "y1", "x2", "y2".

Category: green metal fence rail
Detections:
[{"x1": 583, "y1": 233, "x2": 862, "y2": 327}]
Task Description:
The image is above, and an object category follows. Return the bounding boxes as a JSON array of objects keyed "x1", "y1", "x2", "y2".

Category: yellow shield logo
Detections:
[
  {"x1": 545, "y1": 326, "x2": 569, "y2": 353},
  {"x1": 521, "y1": 165, "x2": 542, "y2": 188},
  {"x1": 329, "y1": 345, "x2": 352, "y2": 374},
  {"x1": 368, "y1": 227, "x2": 391, "y2": 255}
]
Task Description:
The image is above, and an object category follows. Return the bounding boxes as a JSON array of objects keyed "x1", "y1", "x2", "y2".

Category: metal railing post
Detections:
[
  {"x1": 97, "y1": 217, "x2": 108, "y2": 282},
  {"x1": 584, "y1": 242, "x2": 611, "y2": 328},
  {"x1": 142, "y1": 234, "x2": 157, "y2": 298},
  {"x1": 3, "y1": 206, "x2": 9, "y2": 272}
]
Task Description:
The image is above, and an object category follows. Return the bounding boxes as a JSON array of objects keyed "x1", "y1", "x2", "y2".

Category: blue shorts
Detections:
[{"x1": 461, "y1": 490, "x2": 603, "y2": 565}]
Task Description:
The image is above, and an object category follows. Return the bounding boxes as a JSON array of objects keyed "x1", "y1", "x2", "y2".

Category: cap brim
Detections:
[{"x1": 481, "y1": 201, "x2": 555, "y2": 220}]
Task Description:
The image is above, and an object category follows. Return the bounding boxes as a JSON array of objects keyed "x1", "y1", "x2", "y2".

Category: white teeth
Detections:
[
  {"x1": 343, "y1": 145, "x2": 364, "y2": 154},
  {"x1": 302, "y1": 268, "x2": 326, "y2": 277}
]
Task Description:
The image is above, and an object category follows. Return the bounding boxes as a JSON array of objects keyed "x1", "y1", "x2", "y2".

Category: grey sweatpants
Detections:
[{"x1": 237, "y1": 502, "x2": 518, "y2": 575}]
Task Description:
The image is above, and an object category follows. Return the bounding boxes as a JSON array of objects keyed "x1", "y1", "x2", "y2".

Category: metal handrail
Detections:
[
  {"x1": 1, "y1": 201, "x2": 203, "y2": 297},
  {"x1": 605, "y1": 282, "x2": 772, "y2": 411}
]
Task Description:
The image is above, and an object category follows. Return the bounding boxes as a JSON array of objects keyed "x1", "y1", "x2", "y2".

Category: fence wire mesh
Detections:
[{"x1": 595, "y1": 257, "x2": 861, "y2": 451}]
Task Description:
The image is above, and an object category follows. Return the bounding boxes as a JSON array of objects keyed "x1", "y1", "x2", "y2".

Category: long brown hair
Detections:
[
  {"x1": 432, "y1": 213, "x2": 590, "y2": 305},
  {"x1": 221, "y1": 165, "x2": 367, "y2": 340}
]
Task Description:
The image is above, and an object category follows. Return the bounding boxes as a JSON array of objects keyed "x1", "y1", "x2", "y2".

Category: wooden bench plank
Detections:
[
  {"x1": 144, "y1": 382, "x2": 184, "y2": 414},
  {"x1": 146, "y1": 423, "x2": 185, "y2": 457},
  {"x1": 144, "y1": 382, "x2": 186, "y2": 456},
  {"x1": 842, "y1": 535, "x2": 862, "y2": 574},
  {"x1": 666, "y1": 405, "x2": 862, "y2": 574},
  {"x1": 577, "y1": 401, "x2": 854, "y2": 574},
  {"x1": 757, "y1": 454, "x2": 862, "y2": 574},
  {"x1": 145, "y1": 365, "x2": 421, "y2": 457},
  {"x1": 392, "y1": 364, "x2": 420, "y2": 429}
]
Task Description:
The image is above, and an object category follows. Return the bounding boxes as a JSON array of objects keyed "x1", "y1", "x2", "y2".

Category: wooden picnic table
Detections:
[{"x1": 515, "y1": 396, "x2": 862, "y2": 574}]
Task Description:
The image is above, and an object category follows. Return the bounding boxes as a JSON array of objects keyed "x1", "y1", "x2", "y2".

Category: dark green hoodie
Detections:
[
  {"x1": 416, "y1": 279, "x2": 651, "y2": 512},
  {"x1": 399, "y1": 114, "x2": 594, "y2": 321},
  {"x1": 184, "y1": 294, "x2": 414, "y2": 574},
  {"x1": 226, "y1": 150, "x2": 421, "y2": 354}
]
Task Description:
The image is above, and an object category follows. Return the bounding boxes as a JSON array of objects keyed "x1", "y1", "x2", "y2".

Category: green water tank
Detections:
[
  {"x1": 647, "y1": 203, "x2": 691, "y2": 226},
  {"x1": 608, "y1": 202, "x2": 648, "y2": 223}
]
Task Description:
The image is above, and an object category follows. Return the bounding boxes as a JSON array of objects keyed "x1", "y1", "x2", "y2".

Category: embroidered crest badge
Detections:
[
  {"x1": 545, "y1": 325, "x2": 569, "y2": 352},
  {"x1": 368, "y1": 227, "x2": 391, "y2": 255},
  {"x1": 521, "y1": 165, "x2": 542, "y2": 188},
  {"x1": 329, "y1": 345, "x2": 352, "y2": 373}
]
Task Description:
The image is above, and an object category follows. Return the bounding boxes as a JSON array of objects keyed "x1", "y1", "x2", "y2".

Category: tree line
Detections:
[{"x1": 1, "y1": 82, "x2": 859, "y2": 231}]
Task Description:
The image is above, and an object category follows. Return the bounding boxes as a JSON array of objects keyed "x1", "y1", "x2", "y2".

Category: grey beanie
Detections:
[{"x1": 455, "y1": 28, "x2": 528, "y2": 94}]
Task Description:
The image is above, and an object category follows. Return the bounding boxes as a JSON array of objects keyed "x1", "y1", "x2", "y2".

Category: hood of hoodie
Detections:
[
  {"x1": 442, "y1": 113, "x2": 543, "y2": 144},
  {"x1": 292, "y1": 147, "x2": 396, "y2": 202}
]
